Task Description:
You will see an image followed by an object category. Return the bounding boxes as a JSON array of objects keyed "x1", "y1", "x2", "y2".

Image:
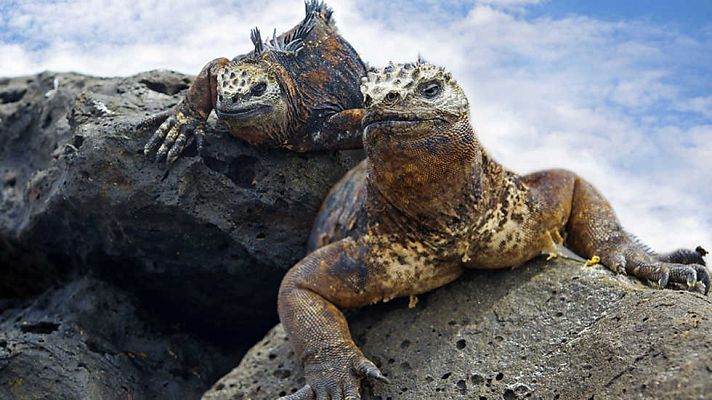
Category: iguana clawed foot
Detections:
[
  {"x1": 599, "y1": 245, "x2": 709, "y2": 294},
  {"x1": 142, "y1": 105, "x2": 205, "y2": 164},
  {"x1": 279, "y1": 348, "x2": 388, "y2": 400}
]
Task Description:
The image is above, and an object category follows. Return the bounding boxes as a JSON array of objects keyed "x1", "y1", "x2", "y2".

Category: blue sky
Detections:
[
  {"x1": 1, "y1": 0, "x2": 710, "y2": 251},
  {"x1": 531, "y1": 0, "x2": 712, "y2": 31}
]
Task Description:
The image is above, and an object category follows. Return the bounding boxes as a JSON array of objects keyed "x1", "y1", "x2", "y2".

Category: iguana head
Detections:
[
  {"x1": 215, "y1": 1, "x2": 327, "y2": 145},
  {"x1": 360, "y1": 60, "x2": 473, "y2": 159},
  {"x1": 215, "y1": 44, "x2": 293, "y2": 144},
  {"x1": 360, "y1": 61, "x2": 480, "y2": 199}
]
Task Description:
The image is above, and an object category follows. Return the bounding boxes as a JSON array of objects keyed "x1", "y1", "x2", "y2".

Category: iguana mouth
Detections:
[
  {"x1": 362, "y1": 111, "x2": 445, "y2": 132},
  {"x1": 216, "y1": 104, "x2": 272, "y2": 119}
]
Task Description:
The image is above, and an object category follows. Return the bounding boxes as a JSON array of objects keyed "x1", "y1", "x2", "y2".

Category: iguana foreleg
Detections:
[
  {"x1": 142, "y1": 57, "x2": 230, "y2": 163},
  {"x1": 289, "y1": 108, "x2": 366, "y2": 152},
  {"x1": 533, "y1": 170, "x2": 711, "y2": 293},
  {"x1": 277, "y1": 238, "x2": 388, "y2": 400}
]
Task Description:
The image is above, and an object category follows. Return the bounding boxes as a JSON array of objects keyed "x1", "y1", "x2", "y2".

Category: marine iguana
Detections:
[
  {"x1": 141, "y1": 1, "x2": 367, "y2": 164},
  {"x1": 277, "y1": 61, "x2": 710, "y2": 400}
]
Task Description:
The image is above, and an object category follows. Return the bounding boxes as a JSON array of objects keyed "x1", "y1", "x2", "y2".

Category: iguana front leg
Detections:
[
  {"x1": 529, "y1": 170, "x2": 710, "y2": 293},
  {"x1": 141, "y1": 57, "x2": 230, "y2": 164},
  {"x1": 288, "y1": 108, "x2": 366, "y2": 152},
  {"x1": 279, "y1": 235, "x2": 464, "y2": 399},
  {"x1": 277, "y1": 238, "x2": 388, "y2": 400}
]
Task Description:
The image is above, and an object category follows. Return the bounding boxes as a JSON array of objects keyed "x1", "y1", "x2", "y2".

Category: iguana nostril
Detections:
[{"x1": 364, "y1": 94, "x2": 373, "y2": 107}]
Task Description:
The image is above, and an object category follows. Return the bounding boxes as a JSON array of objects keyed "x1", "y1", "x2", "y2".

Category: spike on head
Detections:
[
  {"x1": 305, "y1": 0, "x2": 334, "y2": 23},
  {"x1": 265, "y1": 3, "x2": 318, "y2": 56},
  {"x1": 251, "y1": 27, "x2": 264, "y2": 55}
]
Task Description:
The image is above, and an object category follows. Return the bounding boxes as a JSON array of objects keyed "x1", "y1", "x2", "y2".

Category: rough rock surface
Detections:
[
  {"x1": 0, "y1": 71, "x2": 362, "y2": 343},
  {"x1": 203, "y1": 257, "x2": 712, "y2": 400},
  {"x1": 0, "y1": 277, "x2": 241, "y2": 400}
]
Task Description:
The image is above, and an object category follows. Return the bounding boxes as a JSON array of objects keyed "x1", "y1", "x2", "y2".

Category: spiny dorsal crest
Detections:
[
  {"x1": 360, "y1": 61, "x2": 457, "y2": 106},
  {"x1": 249, "y1": 0, "x2": 328, "y2": 58},
  {"x1": 251, "y1": 28, "x2": 264, "y2": 56},
  {"x1": 305, "y1": 0, "x2": 333, "y2": 24}
]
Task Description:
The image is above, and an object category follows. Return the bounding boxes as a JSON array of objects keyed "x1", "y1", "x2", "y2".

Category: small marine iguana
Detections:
[
  {"x1": 277, "y1": 61, "x2": 710, "y2": 400},
  {"x1": 141, "y1": 1, "x2": 367, "y2": 164}
]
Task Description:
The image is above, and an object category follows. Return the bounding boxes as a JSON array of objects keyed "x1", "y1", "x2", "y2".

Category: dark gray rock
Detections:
[
  {"x1": 0, "y1": 277, "x2": 240, "y2": 400},
  {"x1": 1, "y1": 72, "x2": 95, "y2": 298},
  {"x1": 203, "y1": 257, "x2": 712, "y2": 400},
  {"x1": 0, "y1": 70, "x2": 363, "y2": 343}
]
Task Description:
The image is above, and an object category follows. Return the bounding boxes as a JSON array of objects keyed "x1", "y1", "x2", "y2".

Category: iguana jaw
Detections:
[
  {"x1": 216, "y1": 104, "x2": 273, "y2": 120},
  {"x1": 362, "y1": 111, "x2": 448, "y2": 141}
]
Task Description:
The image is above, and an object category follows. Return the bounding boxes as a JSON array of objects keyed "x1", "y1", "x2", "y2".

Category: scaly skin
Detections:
[
  {"x1": 278, "y1": 61, "x2": 710, "y2": 400},
  {"x1": 140, "y1": 1, "x2": 368, "y2": 164}
]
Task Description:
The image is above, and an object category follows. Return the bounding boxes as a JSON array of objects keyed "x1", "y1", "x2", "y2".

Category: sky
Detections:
[{"x1": 1, "y1": 0, "x2": 711, "y2": 252}]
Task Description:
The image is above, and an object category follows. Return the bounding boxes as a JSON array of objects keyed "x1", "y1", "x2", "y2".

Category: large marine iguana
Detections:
[
  {"x1": 277, "y1": 61, "x2": 710, "y2": 400},
  {"x1": 141, "y1": 1, "x2": 367, "y2": 164}
]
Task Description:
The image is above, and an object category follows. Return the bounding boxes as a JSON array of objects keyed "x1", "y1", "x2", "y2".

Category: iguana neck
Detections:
[{"x1": 366, "y1": 116, "x2": 491, "y2": 232}]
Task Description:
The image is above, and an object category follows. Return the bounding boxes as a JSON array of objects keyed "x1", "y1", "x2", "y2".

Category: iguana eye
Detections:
[
  {"x1": 419, "y1": 81, "x2": 441, "y2": 99},
  {"x1": 384, "y1": 91, "x2": 400, "y2": 105},
  {"x1": 251, "y1": 82, "x2": 267, "y2": 97}
]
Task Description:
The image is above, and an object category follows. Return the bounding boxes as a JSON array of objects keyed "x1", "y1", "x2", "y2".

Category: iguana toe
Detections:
[
  {"x1": 619, "y1": 252, "x2": 709, "y2": 294},
  {"x1": 144, "y1": 115, "x2": 176, "y2": 157},
  {"x1": 144, "y1": 109, "x2": 203, "y2": 164},
  {"x1": 136, "y1": 109, "x2": 172, "y2": 131},
  {"x1": 356, "y1": 358, "x2": 389, "y2": 383},
  {"x1": 284, "y1": 350, "x2": 386, "y2": 400}
]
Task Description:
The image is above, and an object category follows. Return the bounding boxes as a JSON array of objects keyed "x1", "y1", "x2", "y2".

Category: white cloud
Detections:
[
  {"x1": 1, "y1": 0, "x2": 710, "y2": 252},
  {"x1": 677, "y1": 96, "x2": 712, "y2": 118}
]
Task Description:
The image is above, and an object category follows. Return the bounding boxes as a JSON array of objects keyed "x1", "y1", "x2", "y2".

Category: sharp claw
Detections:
[
  {"x1": 695, "y1": 266, "x2": 710, "y2": 295},
  {"x1": 357, "y1": 360, "x2": 389, "y2": 384},
  {"x1": 687, "y1": 277, "x2": 697, "y2": 290},
  {"x1": 167, "y1": 128, "x2": 190, "y2": 164},
  {"x1": 367, "y1": 368, "x2": 390, "y2": 384},
  {"x1": 167, "y1": 150, "x2": 181, "y2": 165},
  {"x1": 194, "y1": 126, "x2": 206, "y2": 154},
  {"x1": 144, "y1": 143, "x2": 154, "y2": 157},
  {"x1": 657, "y1": 268, "x2": 670, "y2": 289}
]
